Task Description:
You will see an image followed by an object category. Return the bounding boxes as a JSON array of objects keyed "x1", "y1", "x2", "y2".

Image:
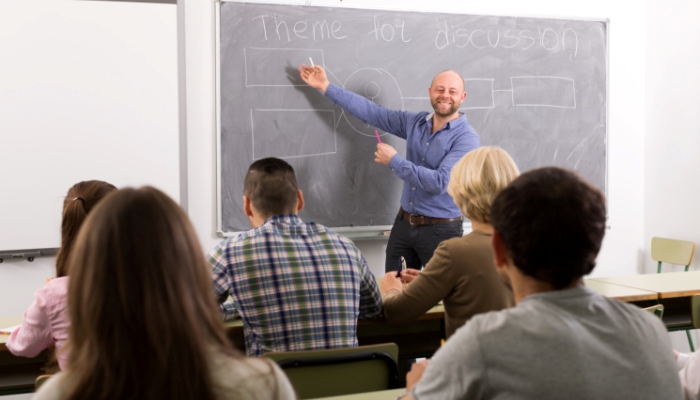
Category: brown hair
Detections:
[
  {"x1": 491, "y1": 167, "x2": 607, "y2": 289},
  {"x1": 65, "y1": 187, "x2": 240, "y2": 400},
  {"x1": 55, "y1": 180, "x2": 116, "y2": 277},
  {"x1": 244, "y1": 157, "x2": 299, "y2": 217}
]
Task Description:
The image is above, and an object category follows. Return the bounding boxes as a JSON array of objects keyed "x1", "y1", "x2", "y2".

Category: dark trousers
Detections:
[{"x1": 384, "y1": 211, "x2": 463, "y2": 273}]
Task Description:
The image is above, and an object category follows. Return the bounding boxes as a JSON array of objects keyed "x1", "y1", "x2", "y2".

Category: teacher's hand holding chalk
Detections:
[
  {"x1": 298, "y1": 63, "x2": 330, "y2": 93},
  {"x1": 375, "y1": 143, "x2": 397, "y2": 166}
]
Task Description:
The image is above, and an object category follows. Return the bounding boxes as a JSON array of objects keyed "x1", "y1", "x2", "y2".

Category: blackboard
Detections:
[
  {"x1": 217, "y1": 2, "x2": 607, "y2": 233},
  {"x1": 0, "y1": 1, "x2": 181, "y2": 253}
]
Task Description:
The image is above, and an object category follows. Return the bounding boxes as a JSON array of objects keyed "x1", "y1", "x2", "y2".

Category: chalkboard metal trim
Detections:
[
  {"x1": 216, "y1": 0, "x2": 608, "y2": 24},
  {"x1": 78, "y1": 0, "x2": 178, "y2": 4},
  {"x1": 0, "y1": 248, "x2": 59, "y2": 263},
  {"x1": 177, "y1": 0, "x2": 188, "y2": 210},
  {"x1": 215, "y1": 1, "x2": 225, "y2": 237},
  {"x1": 217, "y1": 226, "x2": 395, "y2": 241}
]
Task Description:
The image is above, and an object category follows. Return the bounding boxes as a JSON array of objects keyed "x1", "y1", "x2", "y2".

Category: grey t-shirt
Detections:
[{"x1": 413, "y1": 286, "x2": 682, "y2": 400}]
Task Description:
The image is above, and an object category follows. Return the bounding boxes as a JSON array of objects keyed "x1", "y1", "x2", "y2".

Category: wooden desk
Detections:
[
  {"x1": 583, "y1": 279, "x2": 658, "y2": 302},
  {"x1": 588, "y1": 271, "x2": 700, "y2": 329},
  {"x1": 316, "y1": 388, "x2": 405, "y2": 400},
  {"x1": 225, "y1": 305, "x2": 446, "y2": 359},
  {"x1": 0, "y1": 317, "x2": 48, "y2": 395},
  {"x1": 589, "y1": 271, "x2": 700, "y2": 299}
]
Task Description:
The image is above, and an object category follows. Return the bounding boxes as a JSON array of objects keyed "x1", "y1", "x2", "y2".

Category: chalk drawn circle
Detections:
[{"x1": 341, "y1": 68, "x2": 404, "y2": 138}]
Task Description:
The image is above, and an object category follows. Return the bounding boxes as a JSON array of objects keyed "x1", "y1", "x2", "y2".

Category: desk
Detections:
[
  {"x1": 316, "y1": 388, "x2": 405, "y2": 400},
  {"x1": 588, "y1": 271, "x2": 700, "y2": 329},
  {"x1": 583, "y1": 279, "x2": 658, "y2": 302},
  {"x1": 225, "y1": 305, "x2": 446, "y2": 359},
  {"x1": 589, "y1": 271, "x2": 700, "y2": 299},
  {"x1": 0, "y1": 317, "x2": 48, "y2": 395}
]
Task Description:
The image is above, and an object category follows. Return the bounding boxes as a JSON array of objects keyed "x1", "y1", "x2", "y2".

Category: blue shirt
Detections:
[
  {"x1": 325, "y1": 84, "x2": 480, "y2": 218},
  {"x1": 208, "y1": 214, "x2": 383, "y2": 356}
]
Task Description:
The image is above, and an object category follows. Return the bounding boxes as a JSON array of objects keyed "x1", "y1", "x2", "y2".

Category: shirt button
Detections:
[
  {"x1": 412, "y1": 187, "x2": 416, "y2": 190},
  {"x1": 426, "y1": 142, "x2": 430, "y2": 146},
  {"x1": 409, "y1": 202, "x2": 413, "y2": 205},
  {"x1": 422, "y1": 158, "x2": 425, "y2": 161}
]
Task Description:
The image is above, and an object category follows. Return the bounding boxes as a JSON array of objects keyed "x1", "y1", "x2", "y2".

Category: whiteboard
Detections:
[{"x1": 0, "y1": 0, "x2": 180, "y2": 252}]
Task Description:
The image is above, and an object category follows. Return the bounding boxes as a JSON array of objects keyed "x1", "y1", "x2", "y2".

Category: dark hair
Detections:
[
  {"x1": 55, "y1": 180, "x2": 117, "y2": 277},
  {"x1": 65, "y1": 187, "x2": 239, "y2": 400},
  {"x1": 244, "y1": 157, "x2": 299, "y2": 217},
  {"x1": 491, "y1": 167, "x2": 607, "y2": 289}
]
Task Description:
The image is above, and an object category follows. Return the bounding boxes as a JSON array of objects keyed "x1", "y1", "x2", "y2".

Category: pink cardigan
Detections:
[{"x1": 7, "y1": 276, "x2": 69, "y2": 370}]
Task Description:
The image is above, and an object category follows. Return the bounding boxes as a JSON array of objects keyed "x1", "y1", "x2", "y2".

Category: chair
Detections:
[
  {"x1": 652, "y1": 236, "x2": 696, "y2": 350},
  {"x1": 691, "y1": 294, "x2": 700, "y2": 330},
  {"x1": 35, "y1": 374, "x2": 52, "y2": 391},
  {"x1": 652, "y1": 237, "x2": 696, "y2": 273},
  {"x1": 265, "y1": 343, "x2": 399, "y2": 399},
  {"x1": 643, "y1": 304, "x2": 665, "y2": 319}
]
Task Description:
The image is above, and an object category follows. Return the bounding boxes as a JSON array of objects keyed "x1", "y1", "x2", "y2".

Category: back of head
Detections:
[
  {"x1": 448, "y1": 146, "x2": 520, "y2": 223},
  {"x1": 66, "y1": 187, "x2": 233, "y2": 400},
  {"x1": 491, "y1": 167, "x2": 607, "y2": 289},
  {"x1": 244, "y1": 157, "x2": 299, "y2": 217},
  {"x1": 55, "y1": 180, "x2": 117, "y2": 277}
]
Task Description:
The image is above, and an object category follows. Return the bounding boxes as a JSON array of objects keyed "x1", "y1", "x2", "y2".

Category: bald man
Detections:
[{"x1": 299, "y1": 66, "x2": 479, "y2": 272}]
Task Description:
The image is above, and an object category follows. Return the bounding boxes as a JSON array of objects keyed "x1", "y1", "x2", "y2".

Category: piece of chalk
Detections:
[
  {"x1": 375, "y1": 130, "x2": 382, "y2": 143},
  {"x1": 309, "y1": 57, "x2": 314, "y2": 67}
]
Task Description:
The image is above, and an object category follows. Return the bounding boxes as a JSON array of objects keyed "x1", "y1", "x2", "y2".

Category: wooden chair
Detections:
[
  {"x1": 35, "y1": 374, "x2": 52, "y2": 391},
  {"x1": 643, "y1": 304, "x2": 665, "y2": 319},
  {"x1": 652, "y1": 237, "x2": 696, "y2": 273},
  {"x1": 652, "y1": 236, "x2": 696, "y2": 350},
  {"x1": 265, "y1": 343, "x2": 399, "y2": 399}
]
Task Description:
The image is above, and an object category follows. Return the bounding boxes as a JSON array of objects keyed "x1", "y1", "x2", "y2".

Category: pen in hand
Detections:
[{"x1": 396, "y1": 256, "x2": 405, "y2": 278}]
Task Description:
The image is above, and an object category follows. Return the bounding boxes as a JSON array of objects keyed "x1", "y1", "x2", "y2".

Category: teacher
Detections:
[{"x1": 299, "y1": 65, "x2": 480, "y2": 272}]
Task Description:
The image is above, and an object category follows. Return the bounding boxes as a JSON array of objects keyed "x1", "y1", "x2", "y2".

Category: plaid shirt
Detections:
[{"x1": 209, "y1": 214, "x2": 383, "y2": 356}]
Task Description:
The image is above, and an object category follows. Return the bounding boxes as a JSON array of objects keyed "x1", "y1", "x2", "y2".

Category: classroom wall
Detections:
[
  {"x1": 644, "y1": 0, "x2": 700, "y2": 273},
  {"x1": 185, "y1": 0, "x2": 646, "y2": 280},
  {"x1": 0, "y1": 1, "x2": 658, "y2": 318}
]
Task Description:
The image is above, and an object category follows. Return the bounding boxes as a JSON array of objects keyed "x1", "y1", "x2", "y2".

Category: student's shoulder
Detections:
[
  {"x1": 33, "y1": 372, "x2": 69, "y2": 400},
  {"x1": 212, "y1": 354, "x2": 295, "y2": 399}
]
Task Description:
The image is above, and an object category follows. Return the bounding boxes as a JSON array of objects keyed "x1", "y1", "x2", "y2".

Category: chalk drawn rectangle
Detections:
[
  {"x1": 251, "y1": 109, "x2": 336, "y2": 159},
  {"x1": 511, "y1": 76, "x2": 576, "y2": 108},
  {"x1": 245, "y1": 47, "x2": 325, "y2": 87},
  {"x1": 462, "y1": 79, "x2": 495, "y2": 110}
]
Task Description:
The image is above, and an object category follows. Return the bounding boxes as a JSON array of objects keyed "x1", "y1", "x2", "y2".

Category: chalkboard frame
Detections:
[{"x1": 215, "y1": 1, "x2": 609, "y2": 238}]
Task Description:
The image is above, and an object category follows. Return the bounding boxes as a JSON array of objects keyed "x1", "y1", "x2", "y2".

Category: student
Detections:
[
  {"x1": 380, "y1": 146, "x2": 516, "y2": 339},
  {"x1": 33, "y1": 187, "x2": 295, "y2": 400},
  {"x1": 401, "y1": 167, "x2": 682, "y2": 400},
  {"x1": 6, "y1": 180, "x2": 116, "y2": 370},
  {"x1": 208, "y1": 157, "x2": 382, "y2": 356},
  {"x1": 298, "y1": 65, "x2": 479, "y2": 273}
]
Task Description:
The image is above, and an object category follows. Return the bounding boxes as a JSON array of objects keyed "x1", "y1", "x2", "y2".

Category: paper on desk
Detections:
[{"x1": 0, "y1": 324, "x2": 20, "y2": 335}]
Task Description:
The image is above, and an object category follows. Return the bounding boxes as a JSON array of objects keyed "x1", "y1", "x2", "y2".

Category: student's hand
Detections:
[
  {"x1": 381, "y1": 272, "x2": 403, "y2": 295},
  {"x1": 400, "y1": 268, "x2": 420, "y2": 284},
  {"x1": 375, "y1": 143, "x2": 397, "y2": 165},
  {"x1": 406, "y1": 359, "x2": 430, "y2": 391},
  {"x1": 298, "y1": 64, "x2": 330, "y2": 93}
]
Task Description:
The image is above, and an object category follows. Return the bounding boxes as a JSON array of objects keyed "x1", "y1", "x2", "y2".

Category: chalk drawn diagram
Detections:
[
  {"x1": 405, "y1": 77, "x2": 576, "y2": 111},
  {"x1": 243, "y1": 47, "x2": 577, "y2": 159}
]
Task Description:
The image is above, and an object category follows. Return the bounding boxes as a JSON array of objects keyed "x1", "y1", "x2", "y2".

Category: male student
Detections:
[
  {"x1": 400, "y1": 167, "x2": 682, "y2": 400},
  {"x1": 208, "y1": 157, "x2": 382, "y2": 356},
  {"x1": 298, "y1": 65, "x2": 479, "y2": 273}
]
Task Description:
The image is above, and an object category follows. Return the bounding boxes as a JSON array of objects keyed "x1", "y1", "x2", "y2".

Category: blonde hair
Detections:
[{"x1": 448, "y1": 146, "x2": 520, "y2": 224}]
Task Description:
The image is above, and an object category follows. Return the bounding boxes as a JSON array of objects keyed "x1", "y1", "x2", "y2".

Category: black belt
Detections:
[{"x1": 399, "y1": 207, "x2": 462, "y2": 226}]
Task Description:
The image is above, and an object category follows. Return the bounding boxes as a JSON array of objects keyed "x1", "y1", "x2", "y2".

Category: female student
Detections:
[
  {"x1": 33, "y1": 186, "x2": 295, "y2": 400},
  {"x1": 7, "y1": 180, "x2": 116, "y2": 370},
  {"x1": 380, "y1": 146, "x2": 519, "y2": 338}
]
